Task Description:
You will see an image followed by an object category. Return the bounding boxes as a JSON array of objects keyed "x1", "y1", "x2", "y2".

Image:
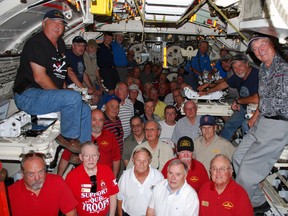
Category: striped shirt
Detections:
[
  {"x1": 118, "y1": 98, "x2": 134, "y2": 139},
  {"x1": 103, "y1": 112, "x2": 124, "y2": 153}
]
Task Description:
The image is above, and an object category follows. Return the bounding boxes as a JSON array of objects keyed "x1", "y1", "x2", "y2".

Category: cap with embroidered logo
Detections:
[
  {"x1": 200, "y1": 115, "x2": 216, "y2": 127},
  {"x1": 177, "y1": 136, "x2": 194, "y2": 152},
  {"x1": 43, "y1": 10, "x2": 67, "y2": 24}
]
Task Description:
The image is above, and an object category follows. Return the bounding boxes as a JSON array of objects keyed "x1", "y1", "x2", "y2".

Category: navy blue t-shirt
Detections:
[
  {"x1": 65, "y1": 49, "x2": 86, "y2": 85},
  {"x1": 226, "y1": 67, "x2": 259, "y2": 107}
]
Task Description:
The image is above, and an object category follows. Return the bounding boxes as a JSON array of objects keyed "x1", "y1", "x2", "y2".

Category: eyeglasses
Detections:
[
  {"x1": 90, "y1": 175, "x2": 97, "y2": 193},
  {"x1": 131, "y1": 124, "x2": 142, "y2": 129},
  {"x1": 145, "y1": 128, "x2": 158, "y2": 132},
  {"x1": 210, "y1": 166, "x2": 231, "y2": 173},
  {"x1": 251, "y1": 41, "x2": 268, "y2": 53}
]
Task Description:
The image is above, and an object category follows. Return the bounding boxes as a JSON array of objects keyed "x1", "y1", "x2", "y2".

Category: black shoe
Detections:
[{"x1": 253, "y1": 201, "x2": 270, "y2": 214}]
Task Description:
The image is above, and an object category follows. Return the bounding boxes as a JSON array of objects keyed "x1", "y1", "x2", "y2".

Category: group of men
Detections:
[{"x1": 5, "y1": 8, "x2": 288, "y2": 216}]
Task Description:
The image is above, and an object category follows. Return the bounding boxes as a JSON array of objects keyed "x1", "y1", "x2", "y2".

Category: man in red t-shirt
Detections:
[
  {"x1": 198, "y1": 154, "x2": 253, "y2": 216},
  {"x1": 8, "y1": 153, "x2": 77, "y2": 216},
  {"x1": 161, "y1": 136, "x2": 209, "y2": 193},
  {"x1": 66, "y1": 142, "x2": 119, "y2": 216}
]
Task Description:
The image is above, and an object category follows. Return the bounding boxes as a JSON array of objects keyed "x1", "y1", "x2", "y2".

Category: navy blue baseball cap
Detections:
[
  {"x1": 200, "y1": 115, "x2": 216, "y2": 127},
  {"x1": 104, "y1": 94, "x2": 121, "y2": 104},
  {"x1": 43, "y1": 10, "x2": 67, "y2": 24},
  {"x1": 72, "y1": 36, "x2": 87, "y2": 44}
]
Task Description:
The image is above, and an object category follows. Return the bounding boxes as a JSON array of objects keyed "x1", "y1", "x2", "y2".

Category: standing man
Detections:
[
  {"x1": 13, "y1": 10, "x2": 91, "y2": 153},
  {"x1": 199, "y1": 54, "x2": 259, "y2": 141},
  {"x1": 112, "y1": 33, "x2": 128, "y2": 82},
  {"x1": 128, "y1": 84, "x2": 144, "y2": 116},
  {"x1": 91, "y1": 109, "x2": 121, "y2": 177},
  {"x1": 198, "y1": 154, "x2": 253, "y2": 216},
  {"x1": 233, "y1": 35, "x2": 288, "y2": 214},
  {"x1": 171, "y1": 100, "x2": 201, "y2": 145},
  {"x1": 150, "y1": 87, "x2": 167, "y2": 120},
  {"x1": 194, "y1": 115, "x2": 235, "y2": 174},
  {"x1": 159, "y1": 105, "x2": 177, "y2": 150},
  {"x1": 126, "y1": 120, "x2": 174, "y2": 171},
  {"x1": 66, "y1": 142, "x2": 119, "y2": 216},
  {"x1": 123, "y1": 116, "x2": 146, "y2": 167},
  {"x1": 83, "y1": 39, "x2": 102, "y2": 91},
  {"x1": 103, "y1": 94, "x2": 124, "y2": 154},
  {"x1": 140, "y1": 98, "x2": 161, "y2": 123},
  {"x1": 115, "y1": 82, "x2": 134, "y2": 139},
  {"x1": 8, "y1": 152, "x2": 77, "y2": 216},
  {"x1": 97, "y1": 32, "x2": 120, "y2": 94},
  {"x1": 162, "y1": 136, "x2": 209, "y2": 193},
  {"x1": 117, "y1": 147, "x2": 163, "y2": 216},
  {"x1": 146, "y1": 159, "x2": 199, "y2": 216}
]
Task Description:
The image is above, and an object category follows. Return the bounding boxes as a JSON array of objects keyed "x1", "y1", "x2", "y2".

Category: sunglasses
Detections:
[{"x1": 90, "y1": 175, "x2": 97, "y2": 193}]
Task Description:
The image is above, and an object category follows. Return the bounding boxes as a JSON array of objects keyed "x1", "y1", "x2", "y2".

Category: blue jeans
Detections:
[
  {"x1": 14, "y1": 88, "x2": 91, "y2": 143},
  {"x1": 220, "y1": 105, "x2": 246, "y2": 141}
]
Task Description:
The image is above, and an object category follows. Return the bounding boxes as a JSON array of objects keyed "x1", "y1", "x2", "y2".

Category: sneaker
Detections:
[
  {"x1": 253, "y1": 201, "x2": 270, "y2": 214},
  {"x1": 55, "y1": 135, "x2": 81, "y2": 154}
]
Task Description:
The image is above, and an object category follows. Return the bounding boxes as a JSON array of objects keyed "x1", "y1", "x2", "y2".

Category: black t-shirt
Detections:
[
  {"x1": 97, "y1": 43, "x2": 115, "y2": 68},
  {"x1": 14, "y1": 31, "x2": 67, "y2": 91}
]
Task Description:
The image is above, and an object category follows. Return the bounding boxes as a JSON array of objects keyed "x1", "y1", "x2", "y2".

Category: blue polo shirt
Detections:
[
  {"x1": 184, "y1": 51, "x2": 212, "y2": 77},
  {"x1": 111, "y1": 41, "x2": 128, "y2": 67},
  {"x1": 214, "y1": 60, "x2": 228, "y2": 78}
]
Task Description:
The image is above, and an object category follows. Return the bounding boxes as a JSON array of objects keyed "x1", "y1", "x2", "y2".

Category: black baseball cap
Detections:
[
  {"x1": 72, "y1": 36, "x2": 87, "y2": 44},
  {"x1": 177, "y1": 136, "x2": 194, "y2": 152},
  {"x1": 43, "y1": 10, "x2": 67, "y2": 24}
]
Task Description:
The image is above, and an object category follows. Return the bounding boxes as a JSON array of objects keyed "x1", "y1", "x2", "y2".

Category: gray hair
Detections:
[
  {"x1": 145, "y1": 119, "x2": 162, "y2": 132},
  {"x1": 210, "y1": 154, "x2": 232, "y2": 169},
  {"x1": 168, "y1": 159, "x2": 188, "y2": 173}
]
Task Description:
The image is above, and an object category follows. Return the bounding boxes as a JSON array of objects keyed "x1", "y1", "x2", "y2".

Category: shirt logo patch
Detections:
[
  {"x1": 100, "y1": 140, "x2": 109, "y2": 146},
  {"x1": 222, "y1": 201, "x2": 234, "y2": 209},
  {"x1": 201, "y1": 201, "x2": 209, "y2": 207},
  {"x1": 189, "y1": 176, "x2": 199, "y2": 182},
  {"x1": 212, "y1": 149, "x2": 220, "y2": 154}
]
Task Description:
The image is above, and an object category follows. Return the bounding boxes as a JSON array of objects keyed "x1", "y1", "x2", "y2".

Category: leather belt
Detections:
[{"x1": 263, "y1": 115, "x2": 288, "y2": 121}]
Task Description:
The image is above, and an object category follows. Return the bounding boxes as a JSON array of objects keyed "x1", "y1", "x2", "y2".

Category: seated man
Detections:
[
  {"x1": 8, "y1": 152, "x2": 77, "y2": 216},
  {"x1": 66, "y1": 142, "x2": 119, "y2": 216},
  {"x1": 198, "y1": 154, "x2": 253, "y2": 216},
  {"x1": 117, "y1": 147, "x2": 163, "y2": 216},
  {"x1": 13, "y1": 10, "x2": 91, "y2": 153},
  {"x1": 146, "y1": 159, "x2": 199, "y2": 216},
  {"x1": 194, "y1": 115, "x2": 235, "y2": 175},
  {"x1": 162, "y1": 136, "x2": 209, "y2": 193}
]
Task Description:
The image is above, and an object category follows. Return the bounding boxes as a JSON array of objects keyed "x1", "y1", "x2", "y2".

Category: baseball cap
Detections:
[
  {"x1": 72, "y1": 36, "x2": 87, "y2": 44},
  {"x1": 220, "y1": 53, "x2": 232, "y2": 62},
  {"x1": 247, "y1": 33, "x2": 270, "y2": 51},
  {"x1": 230, "y1": 54, "x2": 248, "y2": 66},
  {"x1": 200, "y1": 115, "x2": 216, "y2": 127},
  {"x1": 128, "y1": 84, "x2": 139, "y2": 92},
  {"x1": 104, "y1": 94, "x2": 121, "y2": 104},
  {"x1": 43, "y1": 10, "x2": 67, "y2": 24},
  {"x1": 87, "y1": 39, "x2": 98, "y2": 48},
  {"x1": 177, "y1": 136, "x2": 194, "y2": 152}
]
